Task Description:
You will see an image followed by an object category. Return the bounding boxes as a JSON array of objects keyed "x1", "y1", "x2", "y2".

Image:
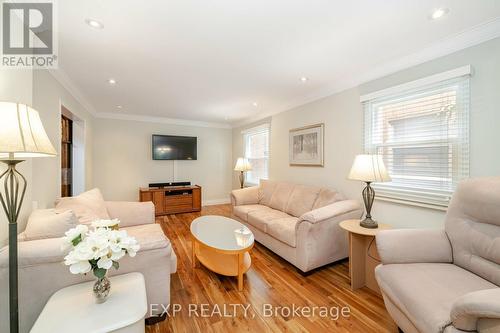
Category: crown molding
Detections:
[
  {"x1": 233, "y1": 17, "x2": 500, "y2": 128},
  {"x1": 96, "y1": 112, "x2": 232, "y2": 129},
  {"x1": 48, "y1": 68, "x2": 98, "y2": 116}
]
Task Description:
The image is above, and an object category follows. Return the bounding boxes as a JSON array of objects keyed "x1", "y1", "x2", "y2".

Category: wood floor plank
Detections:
[{"x1": 146, "y1": 204, "x2": 398, "y2": 333}]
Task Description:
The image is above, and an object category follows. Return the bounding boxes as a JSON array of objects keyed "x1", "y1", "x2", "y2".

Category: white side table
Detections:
[{"x1": 30, "y1": 272, "x2": 147, "y2": 333}]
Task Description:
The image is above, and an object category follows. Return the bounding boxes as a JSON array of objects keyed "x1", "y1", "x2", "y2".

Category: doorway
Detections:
[{"x1": 61, "y1": 114, "x2": 73, "y2": 197}]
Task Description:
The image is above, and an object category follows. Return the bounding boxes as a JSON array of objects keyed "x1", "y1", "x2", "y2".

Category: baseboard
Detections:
[{"x1": 202, "y1": 198, "x2": 231, "y2": 206}]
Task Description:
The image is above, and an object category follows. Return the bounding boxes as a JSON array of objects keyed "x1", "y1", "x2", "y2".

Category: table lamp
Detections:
[
  {"x1": 348, "y1": 154, "x2": 391, "y2": 229},
  {"x1": 234, "y1": 158, "x2": 252, "y2": 189},
  {"x1": 0, "y1": 102, "x2": 56, "y2": 333}
]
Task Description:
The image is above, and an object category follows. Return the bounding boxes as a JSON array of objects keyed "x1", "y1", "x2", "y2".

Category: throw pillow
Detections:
[
  {"x1": 55, "y1": 188, "x2": 110, "y2": 224},
  {"x1": 24, "y1": 209, "x2": 78, "y2": 240}
]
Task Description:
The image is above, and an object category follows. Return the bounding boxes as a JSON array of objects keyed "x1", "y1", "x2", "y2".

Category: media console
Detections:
[{"x1": 139, "y1": 185, "x2": 201, "y2": 216}]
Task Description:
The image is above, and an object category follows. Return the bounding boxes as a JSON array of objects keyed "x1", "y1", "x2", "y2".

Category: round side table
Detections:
[{"x1": 340, "y1": 219, "x2": 391, "y2": 295}]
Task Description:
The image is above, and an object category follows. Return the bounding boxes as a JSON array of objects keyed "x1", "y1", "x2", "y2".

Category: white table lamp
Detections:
[
  {"x1": 0, "y1": 102, "x2": 56, "y2": 333},
  {"x1": 234, "y1": 158, "x2": 252, "y2": 189},
  {"x1": 348, "y1": 154, "x2": 391, "y2": 229}
]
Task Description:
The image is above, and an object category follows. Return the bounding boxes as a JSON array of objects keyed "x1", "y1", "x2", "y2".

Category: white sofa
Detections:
[
  {"x1": 231, "y1": 180, "x2": 362, "y2": 273},
  {"x1": 0, "y1": 198, "x2": 177, "y2": 333},
  {"x1": 375, "y1": 177, "x2": 500, "y2": 333}
]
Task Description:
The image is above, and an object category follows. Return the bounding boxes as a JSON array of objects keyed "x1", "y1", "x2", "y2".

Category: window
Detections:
[
  {"x1": 362, "y1": 67, "x2": 470, "y2": 208},
  {"x1": 243, "y1": 124, "x2": 270, "y2": 185}
]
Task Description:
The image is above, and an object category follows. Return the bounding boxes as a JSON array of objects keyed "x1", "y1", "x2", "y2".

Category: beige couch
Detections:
[
  {"x1": 375, "y1": 177, "x2": 500, "y2": 333},
  {"x1": 0, "y1": 200, "x2": 177, "y2": 333},
  {"x1": 231, "y1": 180, "x2": 362, "y2": 273}
]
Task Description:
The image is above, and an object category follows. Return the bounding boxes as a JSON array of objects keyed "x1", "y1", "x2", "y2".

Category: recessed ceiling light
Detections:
[
  {"x1": 116, "y1": 105, "x2": 123, "y2": 109},
  {"x1": 252, "y1": 102, "x2": 258, "y2": 107},
  {"x1": 431, "y1": 8, "x2": 449, "y2": 20},
  {"x1": 85, "y1": 18, "x2": 104, "y2": 29},
  {"x1": 300, "y1": 77, "x2": 308, "y2": 82},
  {"x1": 108, "y1": 78, "x2": 117, "y2": 85}
]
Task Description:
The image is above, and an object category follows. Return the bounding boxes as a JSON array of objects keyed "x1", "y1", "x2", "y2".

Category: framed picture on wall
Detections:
[{"x1": 289, "y1": 123, "x2": 324, "y2": 166}]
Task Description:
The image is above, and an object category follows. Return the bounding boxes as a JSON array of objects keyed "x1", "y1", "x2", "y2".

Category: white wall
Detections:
[
  {"x1": 31, "y1": 70, "x2": 95, "y2": 209},
  {"x1": 233, "y1": 37, "x2": 500, "y2": 229},
  {"x1": 93, "y1": 118, "x2": 233, "y2": 204}
]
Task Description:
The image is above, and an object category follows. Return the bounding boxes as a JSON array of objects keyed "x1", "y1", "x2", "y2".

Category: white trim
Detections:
[
  {"x1": 48, "y1": 68, "x2": 98, "y2": 116},
  {"x1": 96, "y1": 112, "x2": 232, "y2": 129},
  {"x1": 202, "y1": 198, "x2": 231, "y2": 206},
  {"x1": 233, "y1": 17, "x2": 500, "y2": 127},
  {"x1": 241, "y1": 123, "x2": 270, "y2": 134},
  {"x1": 359, "y1": 65, "x2": 472, "y2": 102}
]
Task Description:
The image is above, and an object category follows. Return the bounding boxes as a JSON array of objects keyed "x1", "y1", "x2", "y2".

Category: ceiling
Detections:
[{"x1": 57, "y1": 0, "x2": 500, "y2": 127}]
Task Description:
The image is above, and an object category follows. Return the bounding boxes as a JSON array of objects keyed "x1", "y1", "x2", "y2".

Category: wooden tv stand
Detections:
[{"x1": 139, "y1": 185, "x2": 201, "y2": 216}]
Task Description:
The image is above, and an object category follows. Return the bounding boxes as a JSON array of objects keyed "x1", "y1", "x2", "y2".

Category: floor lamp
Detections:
[
  {"x1": 234, "y1": 158, "x2": 252, "y2": 189},
  {"x1": 0, "y1": 102, "x2": 56, "y2": 333}
]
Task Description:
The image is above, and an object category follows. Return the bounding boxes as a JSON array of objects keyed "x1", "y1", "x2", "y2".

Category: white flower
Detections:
[
  {"x1": 61, "y1": 224, "x2": 88, "y2": 250},
  {"x1": 91, "y1": 219, "x2": 120, "y2": 229},
  {"x1": 63, "y1": 223, "x2": 139, "y2": 276},
  {"x1": 97, "y1": 257, "x2": 113, "y2": 269},
  {"x1": 110, "y1": 249, "x2": 126, "y2": 261},
  {"x1": 69, "y1": 261, "x2": 92, "y2": 274}
]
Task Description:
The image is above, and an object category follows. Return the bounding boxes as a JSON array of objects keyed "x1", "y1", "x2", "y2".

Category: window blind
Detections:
[
  {"x1": 363, "y1": 74, "x2": 470, "y2": 208},
  {"x1": 243, "y1": 124, "x2": 270, "y2": 185}
]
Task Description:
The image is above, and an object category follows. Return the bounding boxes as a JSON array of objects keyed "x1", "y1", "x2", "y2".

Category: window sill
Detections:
[{"x1": 375, "y1": 195, "x2": 448, "y2": 211}]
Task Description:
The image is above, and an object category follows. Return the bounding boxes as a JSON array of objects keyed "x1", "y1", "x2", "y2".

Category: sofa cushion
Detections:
[
  {"x1": 259, "y1": 179, "x2": 278, "y2": 206},
  {"x1": 233, "y1": 204, "x2": 271, "y2": 222},
  {"x1": 376, "y1": 263, "x2": 497, "y2": 333},
  {"x1": 55, "y1": 188, "x2": 110, "y2": 224},
  {"x1": 24, "y1": 209, "x2": 78, "y2": 241},
  {"x1": 285, "y1": 185, "x2": 321, "y2": 217},
  {"x1": 267, "y1": 217, "x2": 299, "y2": 247},
  {"x1": 123, "y1": 223, "x2": 170, "y2": 252},
  {"x1": 312, "y1": 188, "x2": 343, "y2": 210},
  {"x1": 445, "y1": 177, "x2": 500, "y2": 286},
  {"x1": 247, "y1": 209, "x2": 290, "y2": 233},
  {"x1": 269, "y1": 182, "x2": 295, "y2": 211}
]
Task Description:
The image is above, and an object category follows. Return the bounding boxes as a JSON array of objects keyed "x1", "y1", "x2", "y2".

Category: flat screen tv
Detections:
[{"x1": 152, "y1": 135, "x2": 197, "y2": 160}]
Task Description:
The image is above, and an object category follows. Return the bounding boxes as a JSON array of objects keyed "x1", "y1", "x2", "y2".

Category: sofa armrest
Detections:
[
  {"x1": 376, "y1": 229, "x2": 453, "y2": 264},
  {"x1": 105, "y1": 201, "x2": 155, "y2": 227},
  {"x1": 231, "y1": 186, "x2": 259, "y2": 206},
  {"x1": 451, "y1": 289, "x2": 500, "y2": 332},
  {"x1": 0, "y1": 237, "x2": 65, "y2": 269},
  {"x1": 299, "y1": 200, "x2": 361, "y2": 224}
]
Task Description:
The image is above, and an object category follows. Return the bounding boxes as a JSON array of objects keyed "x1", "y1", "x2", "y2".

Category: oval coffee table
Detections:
[{"x1": 190, "y1": 215, "x2": 254, "y2": 291}]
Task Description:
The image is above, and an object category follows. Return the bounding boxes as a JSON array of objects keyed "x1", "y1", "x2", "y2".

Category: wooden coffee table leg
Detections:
[
  {"x1": 237, "y1": 252, "x2": 244, "y2": 291},
  {"x1": 192, "y1": 239, "x2": 197, "y2": 268}
]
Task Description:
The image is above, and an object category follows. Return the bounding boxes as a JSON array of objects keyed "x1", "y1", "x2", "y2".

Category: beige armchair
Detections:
[
  {"x1": 375, "y1": 177, "x2": 500, "y2": 333},
  {"x1": 0, "y1": 199, "x2": 177, "y2": 333}
]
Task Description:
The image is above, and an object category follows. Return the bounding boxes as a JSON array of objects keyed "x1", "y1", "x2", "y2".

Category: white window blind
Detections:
[
  {"x1": 243, "y1": 124, "x2": 270, "y2": 185},
  {"x1": 363, "y1": 72, "x2": 470, "y2": 208}
]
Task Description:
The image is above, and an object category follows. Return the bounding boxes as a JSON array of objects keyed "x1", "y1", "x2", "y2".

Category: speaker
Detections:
[{"x1": 149, "y1": 181, "x2": 191, "y2": 188}]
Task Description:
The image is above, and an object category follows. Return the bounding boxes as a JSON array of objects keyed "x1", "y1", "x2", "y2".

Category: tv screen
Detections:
[{"x1": 152, "y1": 135, "x2": 197, "y2": 160}]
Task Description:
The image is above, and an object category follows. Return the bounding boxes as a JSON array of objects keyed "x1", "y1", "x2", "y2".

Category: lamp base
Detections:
[{"x1": 360, "y1": 217, "x2": 378, "y2": 229}]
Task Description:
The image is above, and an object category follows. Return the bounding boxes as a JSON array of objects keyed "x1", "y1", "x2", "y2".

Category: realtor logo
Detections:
[{"x1": 1, "y1": 0, "x2": 57, "y2": 68}]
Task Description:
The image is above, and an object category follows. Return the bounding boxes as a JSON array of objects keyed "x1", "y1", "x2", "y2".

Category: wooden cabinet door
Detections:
[
  {"x1": 153, "y1": 191, "x2": 165, "y2": 215},
  {"x1": 192, "y1": 187, "x2": 201, "y2": 211}
]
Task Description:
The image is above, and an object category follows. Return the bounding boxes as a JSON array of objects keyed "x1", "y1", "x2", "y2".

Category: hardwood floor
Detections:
[{"x1": 147, "y1": 204, "x2": 398, "y2": 333}]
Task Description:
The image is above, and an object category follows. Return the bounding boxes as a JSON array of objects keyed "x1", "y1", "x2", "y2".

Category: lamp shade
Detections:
[
  {"x1": 0, "y1": 102, "x2": 56, "y2": 158},
  {"x1": 348, "y1": 154, "x2": 391, "y2": 182},
  {"x1": 234, "y1": 157, "x2": 252, "y2": 172}
]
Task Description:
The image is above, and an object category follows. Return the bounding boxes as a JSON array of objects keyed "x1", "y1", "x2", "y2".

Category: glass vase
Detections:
[{"x1": 93, "y1": 276, "x2": 111, "y2": 304}]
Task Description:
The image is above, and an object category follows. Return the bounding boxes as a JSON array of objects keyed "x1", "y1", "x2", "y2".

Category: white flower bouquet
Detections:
[{"x1": 62, "y1": 220, "x2": 140, "y2": 282}]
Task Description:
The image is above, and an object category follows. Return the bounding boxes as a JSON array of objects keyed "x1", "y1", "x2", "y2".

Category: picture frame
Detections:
[{"x1": 289, "y1": 123, "x2": 324, "y2": 166}]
